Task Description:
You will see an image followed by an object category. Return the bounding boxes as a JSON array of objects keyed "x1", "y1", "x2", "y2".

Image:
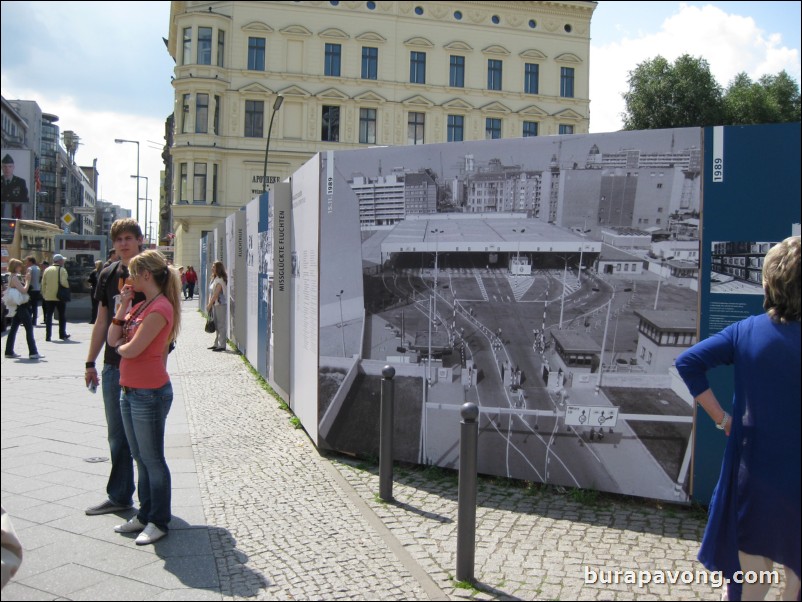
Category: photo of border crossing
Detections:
[{"x1": 312, "y1": 128, "x2": 703, "y2": 502}]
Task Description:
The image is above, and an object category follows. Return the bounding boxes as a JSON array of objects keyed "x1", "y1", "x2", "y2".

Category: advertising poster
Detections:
[
  {"x1": 1, "y1": 148, "x2": 33, "y2": 220},
  {"x1": 692, "y1": 123, "x2": 801, "y2": 503},
  {"x1": 308, "y1": 129, "x2": 705, "y2": 503}
]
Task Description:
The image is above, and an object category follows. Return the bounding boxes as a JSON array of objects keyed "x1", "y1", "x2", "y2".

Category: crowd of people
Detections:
[{"x1": 3, "y1": 253, "x2": 72, "y2": 358}]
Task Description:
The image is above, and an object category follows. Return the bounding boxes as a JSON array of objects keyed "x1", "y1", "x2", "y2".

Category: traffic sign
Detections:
[
  {"x1": 62, "y1": 212, "x2": 76, "y2": 226},
  {"x1": 565, "y1": 405, "x2": 619, "y2": 428},
  {"x1": 73, "y1": 206, "x2": 95, "y2": 215}
]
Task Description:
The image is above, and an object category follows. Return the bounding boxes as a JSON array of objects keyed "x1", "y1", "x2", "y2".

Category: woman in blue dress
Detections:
[{"x1": 676, "y1": 235, "x2": 800, "y2": 601}]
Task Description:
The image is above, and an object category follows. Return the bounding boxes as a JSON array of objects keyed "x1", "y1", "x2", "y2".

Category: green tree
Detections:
[
  {"x1": 622, "y1": 55, "x2": 724, "y2": 130},
  {"x1": 723, "y1": 70, "x2": 801, "y2": 125}
]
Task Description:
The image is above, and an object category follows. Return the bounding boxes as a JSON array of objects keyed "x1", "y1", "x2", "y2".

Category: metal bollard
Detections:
[
  {"x1": 456, "y1": 402, "x2": 479, "y2": 583},
  {"x1": 379, "y1": 365, "x2": 396, "y2": 502}
]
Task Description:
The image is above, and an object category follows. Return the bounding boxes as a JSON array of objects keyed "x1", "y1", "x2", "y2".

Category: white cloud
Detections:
[{"x1": 590, "y1": 4, "x2": 801, "y2": 133}]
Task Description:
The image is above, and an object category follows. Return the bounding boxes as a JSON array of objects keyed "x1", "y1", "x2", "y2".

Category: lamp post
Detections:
[
  {"x1": 596, "y1": 289, "x2": 615, "y2": 394},
  {"x1": 130, "y1": 175, "x2": 148, "y2": 240},
  {"x1": 145, "y1": 198, "x2": 153, "y2": 244},
  {"x1": 261, "y1": 95, "x2": 284, "y2": 194},
  {"x1": 653, "y1": 256, "x2": 674, "y2": 310},
  {"x1": 558, "y1": 256, "x2": 568, "y2": 329},
  {"x1": 512, "y1": 227, "x2": 525, "y2": 273},
  {"x1": 430, "y1": 228, "x2": 444, "y2": 332},
  {"x1": 336, "y1": 289, "x2": 346, "y2": 357},
  {"x1": 115, "y1": 139, "x2": 140, "y2": 222}
]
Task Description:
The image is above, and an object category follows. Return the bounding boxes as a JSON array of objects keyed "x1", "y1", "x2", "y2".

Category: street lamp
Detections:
[
  {"x1": 653, "y1": 256, "x2": 674, "y2": 310},
  {"x1": 144, "y1": 198, "x2": 153, "y2": 244},
  {"x1": 512, "y1": 227, "x2": 525, "y2": 272},
  {"x1": 131, "y1": 175, "x2": 148, "y2": 239},
  {"x1": 558, "y1": 256, "x2": 569, "y2": 329},
  {"x1": 115, "y1": 139, "x2": 140, "y2": 222},
  {"x1": 261, "y1": 95, "x2": 284, "y2": 194},
  {"x1": 336, "y1": 289, "x2": 346, "y2": 357},
  {"x1": 430, "y1": 228, "x2": 444, "y2": 332},
  {"x1": 596, "y1": 289, "x2": 615, "y2": 394}
]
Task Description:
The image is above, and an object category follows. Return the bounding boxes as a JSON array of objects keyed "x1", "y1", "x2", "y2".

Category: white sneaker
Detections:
[
  {"x1": 135, "y1": 523, "x2": 167, "y2": 545},
  {"x1": 29, "y1": 353, "x2": 41, "y2": 360},
  {"x1": 114, "y1": 516, "x2": 146, "y2": 533}
]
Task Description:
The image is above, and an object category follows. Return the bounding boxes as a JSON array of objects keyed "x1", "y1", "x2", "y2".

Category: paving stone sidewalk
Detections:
[{"x1": 2, "y1": 305, "x2": 790, "y2": 600}]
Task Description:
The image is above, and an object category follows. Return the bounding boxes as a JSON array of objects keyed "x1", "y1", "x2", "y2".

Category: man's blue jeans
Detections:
[
  {"x1": 101, "y1": 364, "x2": 135, "y2": 507},
  {"x1": 120, "y1": 382, "x2": 173, "y2": 530}
]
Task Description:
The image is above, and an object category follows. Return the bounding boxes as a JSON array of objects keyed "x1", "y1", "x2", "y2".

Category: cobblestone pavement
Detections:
[{"x1": 174, "y1": 308, "x2": 438, "y2": 600}]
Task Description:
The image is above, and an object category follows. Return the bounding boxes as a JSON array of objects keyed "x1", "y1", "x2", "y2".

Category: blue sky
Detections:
[{"x1": 1, "y1": 1, "x2": 800, "y2": 216}]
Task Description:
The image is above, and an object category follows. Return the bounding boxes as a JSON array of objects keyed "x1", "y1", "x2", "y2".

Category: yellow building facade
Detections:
[{"x1": 167, "y1": 0, "x2": 597, "y2": 267}]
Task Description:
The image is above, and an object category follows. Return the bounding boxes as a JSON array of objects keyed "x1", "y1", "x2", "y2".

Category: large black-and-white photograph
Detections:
[{"x1": 314, "y1": 128, "x2": 703, "y2": 502}]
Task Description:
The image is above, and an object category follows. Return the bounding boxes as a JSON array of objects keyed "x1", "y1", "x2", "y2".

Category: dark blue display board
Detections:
[{"x1": 694, "y1": 122, "x2": 801, "y2": 503}]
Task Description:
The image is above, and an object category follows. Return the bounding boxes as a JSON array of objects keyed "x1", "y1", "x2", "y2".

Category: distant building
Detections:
[
  {"x1": 404, "y1": 170, "x2": 437, "y2": 216},
  {"x1": 600, "y1": 228, "x2": 651, "y2": 250},
  {"x1": 651, "y1": 239, "x2": 699, "y2": 262},
  {"x1": 634, "y1": 310, "x2": 696, "y2": 374},
  {"x1": 596, "y1": 243, "x2": 644, "y2": 275},
  {"x1": 3, "y1": 96, "x2": 99, "y2": 230},
  {"x1": 550, "y1": 329, "x2": 600, "y2": 374},
  {"x1": 465, "y1": 158, "x2": 542, "y2": 215},
  {"x1": 97, "y1": 200, "x2": 132, "y2": 237},
  {"x1": 559, "y1": 143, "x2": 702, "y2": 237},
  {"x1": 349, "y1": 171, "x2": 406, "y2": 229}
]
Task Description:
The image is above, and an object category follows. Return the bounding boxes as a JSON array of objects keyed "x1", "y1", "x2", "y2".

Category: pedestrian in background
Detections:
[
  {"x1": 3, "y1": 258, "x2": 40, "y2": 360},
  {"x1": 206, "y1": 261, "x2": 227, "y2": 351},
  {"x1": 185, "y1": 266, "x2": 197, "y2": 300},
  {"x1": 41, "y1": 254, "x2": 70, "y2": 342},
  {"x1": 103, "y1": 248, "x2": 118, "y2": 267},
  {"x1": 84, "y1": 218, "x2": 145, "y2": 517},
  {"x1": 676, "y1": 235, "x2": 800, "y2": 602},
  {"x1": 88, "y1": 260, "x2": 103, "y2": 324},
  {"x1": 108, "y1": 249, "x2": 181, "y2": 545},
  {"x1": 24, "y1": 256, "x2": 42, "y2": 327},
  {"x1": 179, "y1": 266, "x2": 188, "y2": 300}
]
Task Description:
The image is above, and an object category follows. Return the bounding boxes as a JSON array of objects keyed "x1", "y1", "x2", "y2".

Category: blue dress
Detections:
[{"x1": 676, "y1": 314, "x2": 801, "y2": 597}]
